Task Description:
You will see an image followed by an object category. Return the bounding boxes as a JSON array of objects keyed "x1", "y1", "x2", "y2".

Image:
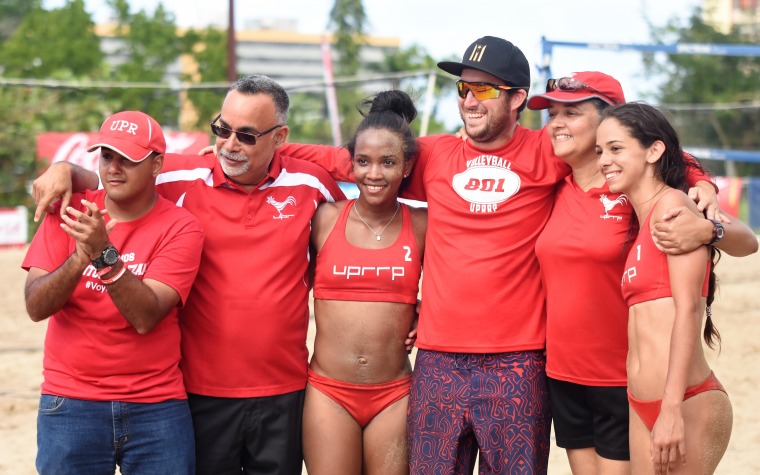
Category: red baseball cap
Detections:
[
  {"x1": 87, "y1": 111, "x2": 166, "y2": 162},
  {"x1": 527, "y1": 71, "x2": 625, "y2": 110}
]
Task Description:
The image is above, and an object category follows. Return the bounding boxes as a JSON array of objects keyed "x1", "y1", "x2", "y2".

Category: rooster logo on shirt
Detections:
[
  {"x1": 599, "y1": 194, "x2": 628, "y2": 221},
  {"x1": 267, "y1": 195, "x2": 296, "y2": 219}
]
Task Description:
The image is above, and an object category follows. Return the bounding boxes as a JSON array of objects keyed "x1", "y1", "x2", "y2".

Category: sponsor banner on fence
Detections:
[
  {"x1": 715, "y1": 176, "x2": 744, "y2": 218},
  {"x1": 0, "y1": 207, "x2": 28, "y2": 248},
  {"x1": 37, "y1": 132, "x2": 210, "y2": 171}
]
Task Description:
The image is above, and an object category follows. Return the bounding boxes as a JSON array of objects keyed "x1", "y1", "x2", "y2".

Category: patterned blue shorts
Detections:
[{"x1": 408, "y1": 350, "x2": 550, "y2": 474}]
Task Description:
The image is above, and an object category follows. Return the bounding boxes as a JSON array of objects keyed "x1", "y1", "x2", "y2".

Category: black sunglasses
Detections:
[{"x1": 210, "y1": 115, "x2": 283, "y2": 146}]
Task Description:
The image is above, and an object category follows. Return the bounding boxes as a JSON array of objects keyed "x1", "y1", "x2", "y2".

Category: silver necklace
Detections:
[
  {"x1": 353, "y1": 201, "x2": 400, "y2": 241},
  {"x1": 580, "y1": 171, "x2": 600, "y2": 189},
  {"x1": 637, "y1": 185, "x2": 666, "y2": 207}
]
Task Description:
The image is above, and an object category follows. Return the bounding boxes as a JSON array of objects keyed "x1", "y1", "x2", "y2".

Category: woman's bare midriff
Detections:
[
  {"x1": 627, "y1": 297, "x2": 711, "y2": 399},
  {"x1": 310, "y1": 298, "x2": 415, "y2": 384}
]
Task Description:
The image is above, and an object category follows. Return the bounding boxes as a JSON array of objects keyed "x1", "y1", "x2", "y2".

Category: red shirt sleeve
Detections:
[
  {"x1": 684, "y1": 152, "x2": 718, "y2": 192},
  {"x1": 22, "y1": 197, "x2": 79, "y2": 272},
  {"x1": 141, "y1": 205, "x2": 205, "y2": 306},
  {"x1": 278, "y1": 142, "x2": 354, "y2": 182}
]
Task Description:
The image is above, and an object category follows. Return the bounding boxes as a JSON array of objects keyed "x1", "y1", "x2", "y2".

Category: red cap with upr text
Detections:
[{"x1": 87, "y1": 110, "x2": 166, "y2": 162}]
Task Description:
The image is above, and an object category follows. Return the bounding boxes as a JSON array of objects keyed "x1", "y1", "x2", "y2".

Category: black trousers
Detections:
[{"x1": 188, "y1": 390, "x2": 305, "y2": 475}]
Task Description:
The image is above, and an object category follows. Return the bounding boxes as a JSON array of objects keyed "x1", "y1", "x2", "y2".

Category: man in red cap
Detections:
[
  {"x1": 29, "y1": 78, "x2": 345, "y2": 474},
  {"x1": 22, "y1": 110, "x2": 204, "y2": 474}
]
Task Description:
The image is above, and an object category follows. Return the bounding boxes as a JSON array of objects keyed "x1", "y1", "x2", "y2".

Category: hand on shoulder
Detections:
[{"x1": 652, "y1": 188, "x2": 700, "y2": 226}]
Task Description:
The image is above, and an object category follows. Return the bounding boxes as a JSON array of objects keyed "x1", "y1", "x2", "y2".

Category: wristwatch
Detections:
[
  {"x1": 91, "y1": 245, "x2": 120, "y2": 269},
  {"x1": 708, "y1": 219, "x2": 724, "y2": 245}
]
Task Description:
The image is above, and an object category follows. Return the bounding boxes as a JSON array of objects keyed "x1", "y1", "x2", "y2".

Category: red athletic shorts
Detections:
[
  {"x1": 627, "y1": 371, "x2": 726, "y2": 431},
  {"x1": 307, "y1": 369, "x2": 411, "y2": 428}
]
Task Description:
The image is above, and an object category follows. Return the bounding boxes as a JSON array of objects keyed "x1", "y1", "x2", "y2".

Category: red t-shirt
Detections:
[
  {"x1": 283, "y1": 127, "x2": 569, "y2": 352},
  {"x1": 313, "y1": 200, "x2": 421, "y2": 304},
  {"x1": 537, "y1": 167, "x2": 711, "y2": 386},
  {"x1": 156, "y1": 151, "x2": 344, "y2": 397},
  {"x1": 22, "y1": 190, "x2": 204, "y2": 402},
  {"x1": 280, "y1": 135, "x2": 716, "y2": 356},
  {"x1": 536, "y1": 177, "x2": 631, "y2": 386}
]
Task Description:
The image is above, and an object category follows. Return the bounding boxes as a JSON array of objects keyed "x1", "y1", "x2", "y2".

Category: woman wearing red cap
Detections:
[{"x1": 527, "y1": 73, "x2": 757, "y2": 474}]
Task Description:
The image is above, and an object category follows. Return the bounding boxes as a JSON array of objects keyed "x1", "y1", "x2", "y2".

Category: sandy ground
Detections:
[{"x1": 1, "y1": 246, "x2": 758, "y2": 474}]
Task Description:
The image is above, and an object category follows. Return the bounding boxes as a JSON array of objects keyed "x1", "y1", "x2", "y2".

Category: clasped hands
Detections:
[{"x1": 60, "y1": 200, "x2": 117, "y2": 264}]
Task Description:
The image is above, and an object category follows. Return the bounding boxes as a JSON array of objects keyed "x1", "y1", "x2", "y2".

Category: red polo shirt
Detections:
[{"x1": 157, "y1": 151, "x2": 344, "y2": 397}]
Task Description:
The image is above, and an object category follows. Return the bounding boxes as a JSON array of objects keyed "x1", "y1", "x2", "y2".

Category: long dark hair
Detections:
[{"x1": 602, "y1": 102, "x2": 721, "y2": 348}]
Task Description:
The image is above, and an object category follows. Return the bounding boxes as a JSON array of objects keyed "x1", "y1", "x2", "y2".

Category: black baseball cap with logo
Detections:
[{"x1": 438, "y1": 36, "x2": 531, "y2": 89}]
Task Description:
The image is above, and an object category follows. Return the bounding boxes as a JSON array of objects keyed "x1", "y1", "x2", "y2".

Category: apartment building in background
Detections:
[
  {"x1": 703, "y1": 0, "x2": 760, "y2": 36},
  {"x1": 95, "y1": 19, "x2": 400, "y2": 127}
]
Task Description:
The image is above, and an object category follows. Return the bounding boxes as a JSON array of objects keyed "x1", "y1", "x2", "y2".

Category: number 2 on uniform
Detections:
[{"x1": 403, "y1": 246, "x2": 412, "y2": 262}]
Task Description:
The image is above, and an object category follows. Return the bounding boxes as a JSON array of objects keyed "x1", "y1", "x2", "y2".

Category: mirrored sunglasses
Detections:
[{"x1": 456, "y1": 80, "x2": 525, "y2": 101}]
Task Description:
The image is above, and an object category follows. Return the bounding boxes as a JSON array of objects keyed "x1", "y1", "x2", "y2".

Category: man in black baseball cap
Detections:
[
  {"x1": 403, "y1": 36, "x2": 555, "y2": 475},
  {"x1": 433, "y1": 36, "x2": 532, "y2": 149},
  {"x1": 438, "y1": 35, "x2": 531, "y2": 89},
  {"x1": 184, "y1": 36, "x2": 554, "y2": 475}
]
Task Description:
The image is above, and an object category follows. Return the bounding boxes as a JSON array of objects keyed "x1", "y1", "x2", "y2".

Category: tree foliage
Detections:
[
  {"x1": 369, "y1": 44, "x2": 455, "y2": 136},
  {"x1": 326, "y1": 0, "x2": 369, "y2": 141},
  {"x1": 0, "y1": 0, "x2": 103, "y2": 78},
  {"x1": 0, "y1": 0, "x2": 191, "y2": 234},
  {"x1": 181, "y1": 26, "x2": 228, "y2": 129},
  {"x1": 0, "y1": 86, "x2": 105, "y2": 216},
  {"x1": 0, "y1": 0, "x2": 40, "y2": 41},
  {"x1": 287, "y1": 92, "x2": 335, "y2": 144},
  {"x1": 328, "y1": 0, "x2": 367, "y2": 76},
  {"x1": 0, "y1": 0, "x2": 465, "y2": 224},
  {"x1": 0, "y1": 0, "x2": 108, "y2": 217},
  {"x1": 644, "y1": 8, "x2": 760, "y2": 175},
  {"x1": 104, "y1": 0, "x2": 184, "y2": 126},
  {"x1": 324, "y1": 0, "x2": 450, "y2": 141}
]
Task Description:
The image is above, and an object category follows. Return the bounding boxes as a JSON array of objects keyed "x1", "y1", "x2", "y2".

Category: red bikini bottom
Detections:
[
  {"x1": 627, "y1": 371, "x2": 726, "y2": 431},
  {"x1": 307, "y1": 369, "x2": 411, "y2": 428}
]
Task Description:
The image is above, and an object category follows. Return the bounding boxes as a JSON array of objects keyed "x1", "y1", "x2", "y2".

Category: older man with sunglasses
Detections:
[{"x1": 30, "y1": 75, "x2": 345, "y2": 475}]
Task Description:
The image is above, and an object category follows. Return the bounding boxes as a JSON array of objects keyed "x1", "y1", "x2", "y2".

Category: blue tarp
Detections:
[{"x1": 748, "y1": 178, "x2": 760, "y2": 229}]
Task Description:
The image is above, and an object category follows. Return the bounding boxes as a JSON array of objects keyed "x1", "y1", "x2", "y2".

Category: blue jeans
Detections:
[{"x1": 36, "y1": 395, "x2": 195, "y2": 475}]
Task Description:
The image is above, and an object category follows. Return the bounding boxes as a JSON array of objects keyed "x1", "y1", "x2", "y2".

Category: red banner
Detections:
[
  {"x1": 36, "y1": 132, "x2": 211, "y2": 171},
  {"x1": 0, "y1": 207, "x2": 28, "y2": 247},
  {"x1": 715, "y1": 177, "x2": 743, "y2": 217}
]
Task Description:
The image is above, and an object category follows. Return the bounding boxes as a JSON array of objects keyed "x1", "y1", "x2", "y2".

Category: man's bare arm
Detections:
[
  {"x1": 25, "y1": 252, "x2": 89, "y2": 322},
  {"x1": 32, "y1": 162, "x2": 99, "y2": 222}
]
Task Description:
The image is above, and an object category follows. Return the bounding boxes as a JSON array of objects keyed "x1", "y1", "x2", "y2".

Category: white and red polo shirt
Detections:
[{"x1": 157, "y1": 151, "x2": 344, "y2": 398}]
